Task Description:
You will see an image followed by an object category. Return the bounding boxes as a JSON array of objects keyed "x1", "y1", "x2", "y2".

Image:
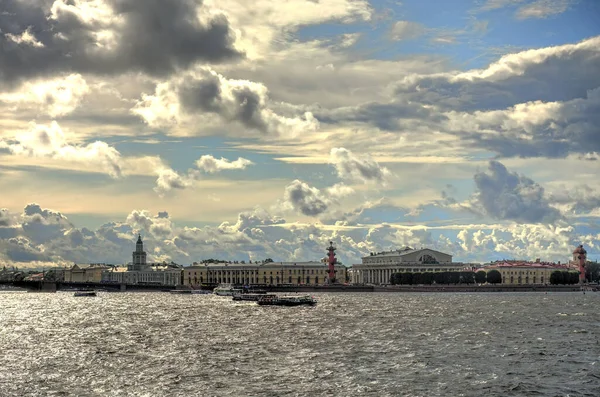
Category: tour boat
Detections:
[
  {"x1": 74, "y1": 291, "x2": 97, "y2": 297},
  {"x1": 256, "y1": 294, "x2": 317, "y2": 306},
  {"x1": 213, "y1": 284, "x2": 243, "y2": 296}
]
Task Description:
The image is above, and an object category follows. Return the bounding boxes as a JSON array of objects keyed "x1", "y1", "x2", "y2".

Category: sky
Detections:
[{"x1": 0, "y1": 0, "x2": 599, "y2": 269}]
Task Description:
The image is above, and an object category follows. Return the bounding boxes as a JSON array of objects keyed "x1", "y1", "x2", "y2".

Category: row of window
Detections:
[
  {"x1": 186, "y1": 268, "x2": 336, "y2": 276},
  {"x1": 503, "y1": 276, "x2": 544, "y2": 284},
  {"x1": 187, "y1": 275, "x2": 324, "y2": 285}
]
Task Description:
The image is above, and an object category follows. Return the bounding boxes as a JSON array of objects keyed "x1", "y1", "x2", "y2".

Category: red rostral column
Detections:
[
  {"x1": 573, "y1": 245, "x2": 587, "y2": 284},
  {"x1": 327, "y1": 241, "x2": 337, "y2": 284}
]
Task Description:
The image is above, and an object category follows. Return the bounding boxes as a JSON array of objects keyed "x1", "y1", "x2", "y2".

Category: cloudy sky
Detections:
[{"x1": 1, "y1": 0, "x2": 599, "y2": 269}]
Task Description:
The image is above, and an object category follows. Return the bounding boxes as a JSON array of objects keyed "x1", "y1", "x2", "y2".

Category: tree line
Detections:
[
  {"x1": 389, "y1": 270, "x2": 583, "y2": 285},
  {"x1": 389, "y1": 270, "x2": 502, "y2": 285}
]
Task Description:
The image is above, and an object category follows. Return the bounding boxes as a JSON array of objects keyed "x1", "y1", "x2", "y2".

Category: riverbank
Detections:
[{"x1": 373, "y1": 284, "x2": 597, "y2": 293}]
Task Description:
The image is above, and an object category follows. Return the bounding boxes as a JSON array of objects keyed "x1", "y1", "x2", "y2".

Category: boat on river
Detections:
[
  {"x1": 213, "y1": 284, "x2": 243, "y2": 296},
  {"x1": 74, "y1": 291, "x2": 97, "y2": 297},
  {"x1": 257, "y1": 294, "x2": 317, "y2": 306}
]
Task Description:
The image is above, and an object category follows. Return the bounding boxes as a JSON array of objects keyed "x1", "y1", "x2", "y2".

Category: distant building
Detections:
[
  {"x1": 183, "y1": 260, "x2": 348, "y2": 287},
  {"x1": 101, "y1": 235, "x2": 182, "y2": 286},
  {"x1": 481, "y1": 259, "x2": 578, "y2": 285},
  {"x1": 351, "y1": 247, "x2": 466, "y2": 285},
  {"x1": 63, "y1": 263, "x2": 111, "y2": 283}
]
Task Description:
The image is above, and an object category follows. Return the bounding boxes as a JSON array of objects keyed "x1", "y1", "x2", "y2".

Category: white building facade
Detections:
[
  {"x1": 101, "y1": 235, "x2": 182, "y2": 286},
  {"x1": 183, "y1": 260, "x2": 348, "y2": 287},
  {"x1": 351, "y1": 247, "x2": 464, "y2": 285}
]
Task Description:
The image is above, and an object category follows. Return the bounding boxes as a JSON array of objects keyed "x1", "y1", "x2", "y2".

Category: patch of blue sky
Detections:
[
  {"x1": 354, "y1": 204, "x2": 410, "y2": 224},
  {"x1": 296, "y1": 0, "x2": 598, "y2": 70},
  {"x1": 111, "y1": 135, "x2": 310, "y2": 181}
]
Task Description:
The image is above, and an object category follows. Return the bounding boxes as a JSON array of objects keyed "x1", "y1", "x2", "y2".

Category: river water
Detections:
[{"x1": 0, "y1": 291, "x2": 598, "y2": 397}]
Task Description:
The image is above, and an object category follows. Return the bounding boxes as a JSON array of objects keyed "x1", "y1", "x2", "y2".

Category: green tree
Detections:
[
  {"x1": 460, "y1": 272, "x2": 475, "y2": 284},
  {"x1": 448, "y1": 272, "x2": 460, "y2": 284},
  {"x1": 421, "y1": 272, "x2": 434, "y2": 285},
  {"x1": 412, "y1": 272, "x2": 423, "y2": 285},
  {"x1": 586, "y1": 262, "x2": 600, "y2": 283},
  {"x1": 569, "y1": 272, "x2": 580, "y2": 284},
  {"x1": 434, "y1": 272, "x2": 449, "y2": 284},
  {"x1": 550, "y1": 271, "x2": 563, "y2": 285},
  {"x1": 487, "y1": 270, "x2": 502, "y2": 284},
  {"x1": 475, "y1": 270, "x2": 487, "y2": 284},
  {"x1": 400, "y1": 272, "x2": 413, "y2": 285},
  {"x1": 561, "y1": 271, "x2": 571, "y2": 285}
]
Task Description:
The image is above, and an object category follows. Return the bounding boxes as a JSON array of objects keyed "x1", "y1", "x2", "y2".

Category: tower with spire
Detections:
[{"x1": 130, "y1": 234, "x2": 147, "y2": 271}]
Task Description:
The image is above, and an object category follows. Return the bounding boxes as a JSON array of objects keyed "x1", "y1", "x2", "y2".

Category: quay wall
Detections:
[{"x1": 373, "y1": 284, "x2": 594, "y2": 293}]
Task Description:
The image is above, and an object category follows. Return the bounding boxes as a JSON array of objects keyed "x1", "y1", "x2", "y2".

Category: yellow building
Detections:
[
  {"x1": 483, "y1": 260, "x2": 579, "y2": 285},
  {"x1": 183, "y1": 261, "x2": 348, "y2": 287},
  {"x1": 63, "y1": 263, "x2": 111, "y2": 283}
]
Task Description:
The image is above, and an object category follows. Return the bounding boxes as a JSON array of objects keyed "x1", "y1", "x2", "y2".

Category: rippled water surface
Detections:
[{"x1": 1, "y1": 291, "x2": 599, "y2": 396}]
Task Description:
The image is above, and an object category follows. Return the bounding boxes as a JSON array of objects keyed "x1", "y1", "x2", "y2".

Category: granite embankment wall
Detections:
[{"x1": 373, "y1": 284, "x2": 595, "y2": 293}]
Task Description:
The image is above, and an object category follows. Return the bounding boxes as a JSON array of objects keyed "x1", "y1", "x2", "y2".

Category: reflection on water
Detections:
[{"x1": 1, "y1": 291, "x2": 599, "y2": 396}]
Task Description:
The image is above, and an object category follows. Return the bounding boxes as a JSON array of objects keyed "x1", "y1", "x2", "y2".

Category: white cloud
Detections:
[
  {"x1": 0, "y1": 121, "x2": 123, "y2": 178},
  {"x1": 516, "y1": 0, "x2": 574, "y2": 19},
  {"x1": 0, "y1": 74, "x2": 90, "y2": 117},
  {"x1": 390, "y1": 21, "x2": 426, "y2": 41},
  {"x1": 154, "y1": 168, "x2": 192, "y2": 196},
  {"x1": 132, "y1": 67, "x2": 319, "y2": 137},
  {"x1": 195, "y1": 155, "x2": 254, "y2": 173},
  {"x1": 330, "y1": 148, "x2": 392, "y2": 184},
  {"x1": 4, "y1": 26, "x2": 44, "y2": 47}
]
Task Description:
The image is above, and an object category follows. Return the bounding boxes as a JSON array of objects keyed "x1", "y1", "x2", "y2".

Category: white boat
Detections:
[{"x1": 213, "y1": 284, "x2": 242, "y2": 296}]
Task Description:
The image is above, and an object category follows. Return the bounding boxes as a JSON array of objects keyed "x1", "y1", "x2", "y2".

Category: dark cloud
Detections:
[
  {"x1": 21, "y1": 203, "x2": 73, "y2": 243},
  {"x1": 179, "y1": 76, "x2": 267, "y2": 131},
  {"x1": 157, "y1": 211, "x2": 169, "y2": 219},
  {"x1": 549, "y1": 185, "x2": 600, "y2": 213},
  {"x1": 314, "y1": 101, "x2": 440, "y2": 130},
  {"x1": 329, "y1": 148, "x2": 391, "y2": 184},
  {"x1": 394, "y1": 37, "x2": 600, "y2": 112},
  {"x1": 135, "y1": 68, "x2": 318, "y2": 135},
  {"x1": 473, "y1": 160, "x2": 562, "y2": 223},
  {"x1": 4, "y1": 236, "x2": 48, "y2": 262},
  {"x1": 0, "y1": 0, "x2": 241, "y2": 85},
  {"x1": 284, "y1": 180, "x2": 329, "y2": 217},
  {"x1": 463, "y1": 88, "x2": 600, "y2": 158},
  {"x1": 0, "y1": 208, "x2": 12, "y2": 227}
]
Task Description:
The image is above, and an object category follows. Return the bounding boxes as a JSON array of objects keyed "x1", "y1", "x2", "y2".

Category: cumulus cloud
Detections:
[
  {"x1": 151, "y1": 154, "x2": 254, "y2": 194},
  {"x1": 195, "y1": 155, "x2": 254, "y2": 173},
  {"x1": 0, "y1": 202, "x2": 597, "y2": 269},
  {"x1": 283, "y1": 180, "x2": 330, "y2": 217},
  {"x1": 0, "y1": 74, "x2": 90, "y2": 117},
  {"x1": 0, "y1": 0, "x2": 241, "y2": 86},
  {"x1": 0, "y1": 121, "x2": 123, "y2": 177},
  {"x1": 126, "y1": 209, "x2": 173, "y2": 239},
  {"x1": 0, "y1": 208, "x2": 15, "y2": 227},
  {"x1": 330, "y1": 148, "x2": 391, "y2": 184},
  {"x1": 473, "y1": 160, "x2": 562, "y2": 223},
  {"x1": 132, "y1": 67, "x2": 319, "y2": 136},
  {"x1": 446, "y1": 87, "x2": 600, "y2": 158},
  {"x1": 548, "y1": 184, "x2": 600, "y2": 214},
  {"x1": 395, "y1": 36, "x2": 600, "y2": 111},
  {"x1": 154, "y1": 167, "x2": 192, "y2": 196}
]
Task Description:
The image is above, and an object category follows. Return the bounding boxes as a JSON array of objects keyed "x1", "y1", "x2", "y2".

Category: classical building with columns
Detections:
[
  {"x1": 183, "y1": 260, "x2": 348, "y2": 287},
  {"x1": 101, "y1": 235, "x2": 182, "y2": 286},
  {"x1": 350, "y1": 247, "x2": 465, "y2": 285}
]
